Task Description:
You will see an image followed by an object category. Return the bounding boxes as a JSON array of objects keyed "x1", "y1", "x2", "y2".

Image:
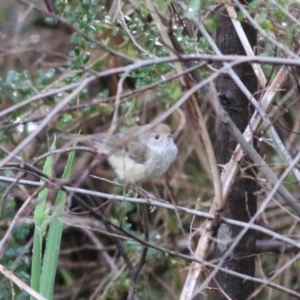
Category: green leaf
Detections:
[
  {"x1": 248, "y1": 0, "x2": 263, "y2": 9},
  {"x1": 30, "y1": 137, "x2": 56, "y2": 299},
  {"x1": 35, "y1": 69, "x2": 56, "y2": 86},
  {"x1": 39, "y1": 142, "x2": 75, "y2": 300},
  {"x1": 186, "y1": 0, "x2": 201, "y2": 19}
]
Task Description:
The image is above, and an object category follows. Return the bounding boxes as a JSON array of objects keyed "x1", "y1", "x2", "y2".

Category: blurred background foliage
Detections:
[{"x1": 0, "y1": 0, "x2": 300, "y2": 299}]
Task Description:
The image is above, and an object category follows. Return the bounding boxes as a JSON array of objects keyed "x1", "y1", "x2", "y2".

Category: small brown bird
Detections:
[{"x1": 70, "y1": 123, "x2": 178, "y2": 182}]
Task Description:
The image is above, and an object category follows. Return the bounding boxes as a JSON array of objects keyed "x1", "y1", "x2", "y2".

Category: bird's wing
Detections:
[
  {"x1": 91, "y1": 126, "x2": 148, "y2": 163},
  {"x1": 120, "y1": 126, "x2": 149, "y2": 163},
  {"x1": 91, "y1": 133, "x2": 122, "y2": 154},
  {"x1": 126, "y1": 140, "x2": 148, "y2": 164}
]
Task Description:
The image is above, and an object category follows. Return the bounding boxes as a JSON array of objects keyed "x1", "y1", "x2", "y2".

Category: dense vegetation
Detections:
[{"x1": 1, "y1": 1, "x2": 300, "y2": 299}]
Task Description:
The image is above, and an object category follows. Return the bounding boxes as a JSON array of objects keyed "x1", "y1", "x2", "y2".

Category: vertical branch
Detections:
[{"x1": 211, "y1": 5, "x2": 257, "y2": 300}]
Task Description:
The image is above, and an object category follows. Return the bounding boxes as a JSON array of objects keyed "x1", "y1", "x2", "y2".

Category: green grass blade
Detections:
[
  {"x1": 39, "y1": 145, "x2": 75, "y2": 299},
  {"x1": 30, "y1": 137, "x2": 56, "y2": 299}
]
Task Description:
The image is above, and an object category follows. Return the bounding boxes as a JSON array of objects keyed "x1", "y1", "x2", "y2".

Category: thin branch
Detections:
[
  {"x1": 52, "y1": 194, "x2": 300, "y2": 299},
  {"x1": 194, "y1": 96, "x2": 300, "y2": 295},
  {"x1": 0, "y1": 175, "x2": 300, "y2": 250},
  {"x1": 0, "y1": 264, "x2": 47, "y2": 300},
  {"x1": 0, "y1": 186, "x2": 44, "y2": 259},
  {"x1": 17, "y1": 0, "x2": 134, "y2": 62},
  {"x1": 225, "y1": 3, "x2": 267, "y2": 88},
  {"x1": 0, "y1": 78, "x2": 95, "y2": 169},
  {"x1": 232, "y1": 0, "x2": 300, "y2": 58},
  {"x1": 179, "y1": 2, "x2": 300, "y2": 297},
  {"x1": 246, "y1": 251, "x2": 300, "y2": 299},
  {"x1": 1, "y1": 54, "x2": 300, "y2": 120},
  {"x1": 0, "y1": 62, "x2": 206, "y2": 131}
]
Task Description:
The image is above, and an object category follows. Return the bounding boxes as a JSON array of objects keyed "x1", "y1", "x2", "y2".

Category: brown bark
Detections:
[{"x1": 211, "y1": 7, "x2": 258, "y2": 300}]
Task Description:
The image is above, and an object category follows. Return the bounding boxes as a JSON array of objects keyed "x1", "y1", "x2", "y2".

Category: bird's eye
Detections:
[{"x1": 154, "y1": 134, "x2": 160, "y2": 140}]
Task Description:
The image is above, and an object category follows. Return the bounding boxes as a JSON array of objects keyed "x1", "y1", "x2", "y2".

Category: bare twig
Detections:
[
  {"x1": 179, "y1": 2, "x2": 300, "y2": 298},
  {"x1": 0, "y1": 175, "x2": 299, "y2": 250},
  {"x1": 0, "y1": 187, "x2": 44, "y2": 259},
  {"x1": 225, "y1": 3, "x2": 267, "y2": 88},
  {"x1": 0, "y1": 264, "x2": 47, "y2": 300}
]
